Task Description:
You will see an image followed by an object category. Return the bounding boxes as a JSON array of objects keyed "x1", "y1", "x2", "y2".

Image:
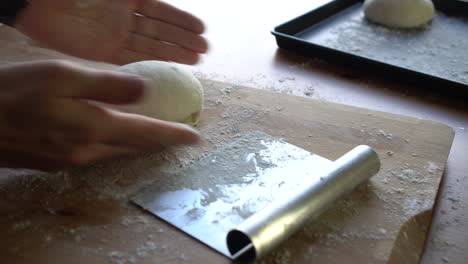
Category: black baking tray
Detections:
[{"x1": 272, "y1": 0, "x2": 468, "y2": 96}]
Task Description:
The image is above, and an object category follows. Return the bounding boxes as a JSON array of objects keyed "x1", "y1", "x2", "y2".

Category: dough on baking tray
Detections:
[
  {"x1": 114, "y1": 60, "x2": 203, "y2": 125},
  {"x1": 363, "y1": 0, "x2": 435, "y2": 28}
]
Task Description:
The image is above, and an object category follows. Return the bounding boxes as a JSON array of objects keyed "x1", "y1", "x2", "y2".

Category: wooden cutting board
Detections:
[{"x1": 0, "y1": 27, "x2": 455, "y2": 264}]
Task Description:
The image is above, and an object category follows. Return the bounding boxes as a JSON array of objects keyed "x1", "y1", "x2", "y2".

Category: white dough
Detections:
[
  {"x1": 363, "y1": 0, "x2": 435, "y2": 28},
  {"x1": 115, "y1": 61, "x2": 203, "y2": 125}
]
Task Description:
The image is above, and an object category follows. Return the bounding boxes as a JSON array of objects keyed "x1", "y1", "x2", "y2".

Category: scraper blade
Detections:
[{"x1": 131, "y1": 131, "x2": 380, "y2": 262}]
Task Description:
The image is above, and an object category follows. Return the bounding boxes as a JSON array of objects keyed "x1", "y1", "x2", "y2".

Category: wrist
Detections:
[{"x1": 0, "y1": 0, "x2": 29, "y2": 27}]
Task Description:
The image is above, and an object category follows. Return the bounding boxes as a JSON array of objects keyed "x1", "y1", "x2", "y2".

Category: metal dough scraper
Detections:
[{"x1": 131, "y1": 131, "x2": 380, "y2": 263}]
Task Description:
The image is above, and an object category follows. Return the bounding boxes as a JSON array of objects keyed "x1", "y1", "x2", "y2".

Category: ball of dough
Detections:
[
  {"x1": 114, "y1": 61, "x2": 203, "y2": 125},
  {"x1": 363, "y1": 0, "x2": 435, "y2": 29}
]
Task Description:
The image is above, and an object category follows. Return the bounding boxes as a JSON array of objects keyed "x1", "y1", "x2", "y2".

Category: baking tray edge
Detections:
[{"x1": 271, "y1": 0, "x2": 468, "y2": 97}]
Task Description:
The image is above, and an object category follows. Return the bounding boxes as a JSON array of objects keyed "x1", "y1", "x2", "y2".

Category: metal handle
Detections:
[{"x1": 226, "y1": 145, "x2": 380, "y2": 263}]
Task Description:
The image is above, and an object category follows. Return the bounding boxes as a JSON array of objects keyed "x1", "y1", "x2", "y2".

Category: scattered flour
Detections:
[
  {"x1": 11, "y1": 220, "x2": 31, "y2": 231},
  {"x1": 120, "y1": 215, "x2": 152, "y2": 227},
  {"x1": 135, "y1": 241, "x2": 157, "y2": 257},
  {"x1": 259, "y1": 247, "x2": 292, "y2": 264},
  {"x1": 108, "y1": 251, "x2": 136, "y2": 264},
  {"x1": 426, "y1": 161, "x2": 441, "y2": 174},
  {"x1": 0, "y1": 79, "x2": 452, "y2": 263},
  {"x1": 398, "y1": 169, "x2": 417, "y2": 181},
  {"x1": 278, "y1": 76, "x2": 295, "y2": 83},
  {"x1": 402, "y1": 197, "x2": 432, "y2": 217},
  {"x1": 377, "y1": 129, "x2": 393, "y2": 140}
]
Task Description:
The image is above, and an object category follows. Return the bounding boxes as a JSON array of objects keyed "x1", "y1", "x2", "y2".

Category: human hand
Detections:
[
  {"x1": 15, "y1": 0, "x2": 208, "y2": 65},
  {"x1": 0, "y1": 60, "x2": 200, "y2": 170}
]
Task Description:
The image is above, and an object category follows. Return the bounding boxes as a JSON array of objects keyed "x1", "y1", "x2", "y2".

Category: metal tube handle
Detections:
[{"x1": 227, "y1": 145, "x2": 380, "y2": 263}]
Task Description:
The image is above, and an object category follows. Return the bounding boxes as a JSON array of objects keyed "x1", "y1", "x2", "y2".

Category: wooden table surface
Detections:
[{"x1": 1, "y1": 0, "x2": 467, "y2": 263}]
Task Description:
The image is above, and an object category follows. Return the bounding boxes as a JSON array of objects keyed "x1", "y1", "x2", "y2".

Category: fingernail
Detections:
[
  {"x1": 174, "y1": 122, "x2": 200, "y2": 135},
  {"x1": 169, "y1": 122, "x2": 202, "y2": 144}
]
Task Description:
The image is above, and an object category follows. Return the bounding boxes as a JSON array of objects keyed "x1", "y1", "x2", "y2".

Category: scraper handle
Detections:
[{"x1": 227, "y1": 145, "x2": 381, "y2": 263}]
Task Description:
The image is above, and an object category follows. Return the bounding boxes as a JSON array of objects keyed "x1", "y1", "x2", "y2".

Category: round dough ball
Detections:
[
  {"x1": 363, "y1": 0, "x2": 435, "y2": 29},
  {"x1": 115, "y1": 61, "x2": 203, "y2": 125}
]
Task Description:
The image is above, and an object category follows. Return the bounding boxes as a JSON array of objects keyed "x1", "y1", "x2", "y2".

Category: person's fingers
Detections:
[
  {"x1": 8, "y1": 60, "x2": 145, "y2": 105},
  {"x1": 135, "y1": 0, "x2": 205, "y2": 34},
  {"x1": 0, "y1": 60, "x2": 202, "y2": 171},
  {"x1": 0, "y1": 149, "x2": 68, "y2": 171},
  {"x1": 61, "y1": 143, "x2": 137, "y2": 166},
  {"x1": 124, "y1": 33, "x2": 200, "y2": 64},
  {"x1": 114, "y1": 49, "x2": 167, "y2": 65},
  {"x1": 0, "y1": 121, "x2": 136, "y2": 170},
  {"x1": 40, "y1": 102, "x2": 200, "y2": 151},
  {"x1": 131, "y1": 14, "x2": 208, "y2": 53},
  {"x1": 50, "y1": 63, "x2": 146, "y2": 104},
  {"x1": 100, "y1": 111, "x2": 200, "y2": 149}
]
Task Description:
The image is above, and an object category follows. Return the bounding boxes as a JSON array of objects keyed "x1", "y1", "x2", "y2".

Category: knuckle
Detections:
[
  {"x1": 42, "y1": 60, "x2": 75, "y2": 74},
  {"x1": 40, "y1": 60, "x2": 83, "y2": 90}
]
